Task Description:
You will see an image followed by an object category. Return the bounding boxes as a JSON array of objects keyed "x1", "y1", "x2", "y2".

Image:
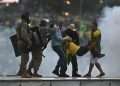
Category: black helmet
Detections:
[{"x1": 40, "y1": 18, "x2": 50, "y2": 27}]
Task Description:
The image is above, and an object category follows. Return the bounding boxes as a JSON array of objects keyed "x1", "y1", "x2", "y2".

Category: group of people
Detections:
[{"x1": 16, "y1": 12, "x2": 105, "y2": 78}]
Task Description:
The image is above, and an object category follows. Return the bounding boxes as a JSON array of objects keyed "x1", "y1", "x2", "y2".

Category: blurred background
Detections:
[{"x1": 0, "y1": 0, "x2": 120, "y2": 26}]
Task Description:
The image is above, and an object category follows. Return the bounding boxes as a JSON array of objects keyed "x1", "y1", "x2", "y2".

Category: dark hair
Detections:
[
  {"x1": 92, "y1": 21, "x2": 97, "y2": 27},
  {"x1": 21, "y1": 12, "x2": 29, "y2": 20},
  {"x1": 21, "y1": 12, "x2": 30, "y2": 23}
]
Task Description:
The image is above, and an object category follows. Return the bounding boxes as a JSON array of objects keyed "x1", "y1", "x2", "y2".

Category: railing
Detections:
[{"x1": 0, "y1": 77, "x2": 120, "y2": 86}]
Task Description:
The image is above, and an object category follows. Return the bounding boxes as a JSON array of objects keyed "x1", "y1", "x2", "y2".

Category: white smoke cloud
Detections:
[{"x1": 98, "y1": 6, "x2": 120, "y2": 77}]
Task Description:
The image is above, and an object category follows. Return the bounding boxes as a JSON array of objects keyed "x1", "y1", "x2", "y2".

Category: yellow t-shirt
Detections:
[
  {"x1": 91, "y1": 29, "x2": 101, "y2": 48},
  {"x1": 92, "y1": 29, "x2": 101, "y2": 40},
  {"x1": 66, "y1": 42, "x2": 80, "y2": 56}
]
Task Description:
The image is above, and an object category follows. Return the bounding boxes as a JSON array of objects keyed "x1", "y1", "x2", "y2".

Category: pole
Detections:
[{"x1": 80, "y1": 0, "x2": 83, "y2": 18}]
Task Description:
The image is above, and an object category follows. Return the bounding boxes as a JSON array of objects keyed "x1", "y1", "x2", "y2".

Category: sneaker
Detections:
[
  {"x1": 52, "y1": 70, "x2": 59, "y2": 76},
  {"x1": 59, "y1": 73, "x2": 69, "y2": 77},
  {"x1": 72, "y1": 73, "x2": 82, "y2": 77},
  {"x1": 84, "y1": 73, "x2": 91, "y2": 77},
  {"x1": 96, "y1": 72, "x2": 105, "y2": 77}
]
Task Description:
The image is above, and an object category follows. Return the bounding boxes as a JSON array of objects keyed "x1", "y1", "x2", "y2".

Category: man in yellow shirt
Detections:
[{"x1": 84, "y1": 21, "x2": 105, "y2": 77}]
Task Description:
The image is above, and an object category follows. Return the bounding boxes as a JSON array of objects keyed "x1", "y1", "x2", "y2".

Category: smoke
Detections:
[
  {"x1": 98, "y1": 6, "x2": 120, "y2": 77},
  {"x1": 0, "y1": 26, "x2": 18, "y2": 76}
]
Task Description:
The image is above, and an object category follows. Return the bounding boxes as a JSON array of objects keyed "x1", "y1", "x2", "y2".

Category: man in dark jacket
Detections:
[{"x1": 63, "y1": 24, "x2": 81, "y2": 77}]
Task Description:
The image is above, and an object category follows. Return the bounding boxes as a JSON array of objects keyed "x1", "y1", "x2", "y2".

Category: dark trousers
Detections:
[
  {"x1": 17, "y1": 40, "x2": 30, "y2": 74},
  {"x1": 71, "y1": 56, "x2": 78, "y2": 74},
  {"x1": 52, "y1": 46, "x2": 67, "y2": 74},
  {"x1": 28, "y1": 45, "x2": 42, "y2": 74},
  {"x1": 71, "y1": 46, "x2": 89, "y2": 74}
]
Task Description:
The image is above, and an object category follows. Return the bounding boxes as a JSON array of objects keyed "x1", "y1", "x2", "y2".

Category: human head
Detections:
[
  {"x1": 21, "y1": 12, "x2": 30, "y2": 23},
  {"x1": 91, "y1": 21, "x2": 98, "y2": 31}
]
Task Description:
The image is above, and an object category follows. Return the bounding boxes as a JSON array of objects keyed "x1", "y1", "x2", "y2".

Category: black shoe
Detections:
[
  {"x1": 27, "y1": 70, "x2": 33, "y2": 76},
  {"x1": 59, "y1": 73, "x2": 69, "y2": 77},
  {"x1": 52, "y1": 70, "x2": 59, "y2": 76},
  {"x1": 21, "y1": 72, "x2": 32, "y2": 78},
  {"x1": 96, "y1": 72, "x2": 105, "y2": 77},
  {"x1": 72, "y1": 73, "x2": 82, "y2": 77},
  {"x1": 84, "y1": 73, "x2": 91, "y2": 77},
  {"x1": 97, "y1": 54, "x2": 105, "y2": 58}
]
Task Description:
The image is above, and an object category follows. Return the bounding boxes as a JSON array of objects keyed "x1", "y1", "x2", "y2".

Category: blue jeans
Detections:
[{"x1": 52, "y1": 46, "x2": 67, "y2": 74}]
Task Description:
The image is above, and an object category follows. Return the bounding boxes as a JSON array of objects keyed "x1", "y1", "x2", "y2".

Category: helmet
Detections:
[{"x1": 40, "y1": 18, "x2": 50, "y2": 26}]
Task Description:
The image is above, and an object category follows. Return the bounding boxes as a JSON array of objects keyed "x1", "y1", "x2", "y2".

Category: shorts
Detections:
[{"x1": 90, "y1": 56, "x2": 98, "y2": 64}]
